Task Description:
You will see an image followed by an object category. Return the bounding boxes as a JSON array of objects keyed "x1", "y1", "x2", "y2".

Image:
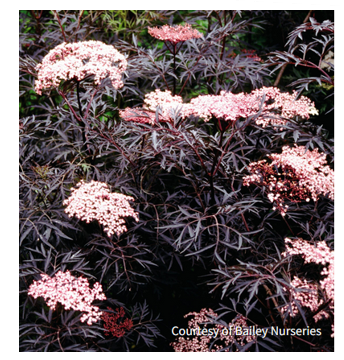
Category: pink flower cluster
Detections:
[
  {"x1": 182, "y1": 87, "x2": 318, "y2": 126},
  {"x1": 182, "y1": 91, "x2": 251, "y2": 122},
  {"x1": 280, "y1": 276, "x2": 329, "y2": 322},
  {"x1": 28, "y1": 270, "x2": 106, "y2": 325},
  {"x1": 35, "y1": 41, "x2": 127, "y2": 95},
  {"x1": 119, "y1": 89, "x2": 183, "y2": 124},
  {"x1": 243, "y1": 145, "x2": 334, "y2": 216},
  {"x1": 144, "y1": 89, "x2": 183, "y2": 118},
  {"x1": 120, "y1": 87, "x2": 317, "y2": 127},
  {"x1": 148, "y1": 23, "x2": 202, "y2": 44},
  {"x1": 281, "y1": 238, "x2": 334, "y2": 332},
  {"x1": 63, "y1": 180, "x2": 139, "y2": 237},
  {"x1": 171, "y1": 308, "x2": 255, "y2": 352},
  {"x1": 250, "y1": 87, "x2": 319, "y2": 128}
]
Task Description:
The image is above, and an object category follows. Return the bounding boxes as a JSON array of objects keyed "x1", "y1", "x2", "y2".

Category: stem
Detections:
[
  {"x1": 165, "y1": 40, "x2": 182, "y2": 95},
  {"x1": 58, "y1": 89, "x2": 91, "y2": 156},
  {"x1": 58, "y1": 90, "x2": 81, "y2": 122},
  {"x1": 83, "y1": 86, "x2": 99, "y2": 120},
  {"x1": 273, "y1": 63, "x2": 287, "y2": 87},
  {"x1": 76, "y1": 81, "x2": 84, "y2": 118},
  {"x1": 212, "y1": 121, "x2": 237, "y2": 177},
  {"x1": 163, "y1": 40, "x2": 173, "y2": 53},
  {"x1": 209, "y1": 176, "x2": 215, "y2": 207},
  {"x1": 90, "y1": 129, "x2": 136, "y2": 168},
  {"x1": 75, "y1": 82, "x2": 90, "y2": 155},
  {"x1": 173, "y1": 44, "x2": 176, "y2": 96},
  {"x1": 230, "y1": 180, "x2": 250, "y2": 232},
  {"x1": 53, "y1": 11, "x2": 67, "y2": 42}
]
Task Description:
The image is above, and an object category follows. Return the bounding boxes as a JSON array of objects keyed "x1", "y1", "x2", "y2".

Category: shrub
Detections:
[{"x1": 20, "y1": 10, "x2": 334, "y2": 352}]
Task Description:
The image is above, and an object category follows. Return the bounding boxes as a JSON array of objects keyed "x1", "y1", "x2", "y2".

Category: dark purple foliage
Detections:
[{"x1": 20, "y1": 10, "x2": 334, "y2": 352}]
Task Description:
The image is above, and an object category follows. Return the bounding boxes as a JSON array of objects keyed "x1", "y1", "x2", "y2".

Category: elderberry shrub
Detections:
[{"x1": 20, "y1": 10, "x2": 334, "y2": 352}]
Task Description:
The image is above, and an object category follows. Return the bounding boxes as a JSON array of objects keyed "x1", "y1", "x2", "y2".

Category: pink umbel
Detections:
[
  {"x1": 119, "y1": 89, "x2": 183, "y2": 124},
  {"x1": 148, "y1": 23, "x2": 202, "y2": 44},
  {"x1": 280, "y1": 276, "x2": 330, "y2": 321},
  {"x1": 28, "y1": 270, "x2": 106, "y2": 325},
  {"x1": 144, "y1": 89, "x2": 183, "y2": 118},
  {"x1": 182, "y1": 91, "x2": 251, "y2": 122},
  {"x1": 120, "y1": 87, "x2": 318, "y2": 126},
  {"x1": 243, "y1": 145, "x2": 334, "y2": 216},
  {"x1": 250, "y1": 87, "x2": 319, "y2": 128},
  {"x1": 171, "y1": 308, "x2": 255, "y2": 352},
  {"x1": 35, "y1": 41, "x2": 127, "y2": 95},
  {"x1": 63, "y1": 180, "x2": 139, "y2": 237},
  {"x1": 182, "y1": 86, "x2": 318, "y2": 125},
  {"x1": 281, "y1": 238, "x2": 334, "y2": 333}
]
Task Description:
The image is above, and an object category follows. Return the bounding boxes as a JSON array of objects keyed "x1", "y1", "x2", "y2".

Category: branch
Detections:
[{"x1": 273, "y1": 10, "x2": 313, "y2": 87}]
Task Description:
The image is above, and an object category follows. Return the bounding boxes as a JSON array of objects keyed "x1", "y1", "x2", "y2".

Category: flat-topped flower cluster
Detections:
[
  {"x1": 35, "y1": 40, "x2": 127, "y2": 94},
  {"x1": 185, "y1": 87, "x2": 318, "y2": 124},
  {"x1": 281, "y1": 276, "x2": 329, "y2": 322},
  {"x1": 119, "y1": 89, "x2": 183, "y2": 124},
  {"x1": 171, "y1": 308, "x2": 255, "y2": 352},
  {"x1": 243, "y1": 145, "x2": 334, "y2": 215},
  {"x1": 28, "y1": 270, "x2": 106, "y2": 325},
  {"x1": 281, "y1": 238, "x2": 334, "y2": 332},
  {"x1": 120, "y1": 87, "x2": 318, "y2": 126},
  {"x1": 148, "y1": 23, "x2": 202, "y2": 44},
  {"x1": 63, "y1": 180, "x2": 139, "y2": 237}
]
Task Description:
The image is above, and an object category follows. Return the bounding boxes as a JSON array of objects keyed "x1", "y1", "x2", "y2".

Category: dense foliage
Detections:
[{"x1": 19, "y1": 10, "x2": 334, "y2": 352}]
